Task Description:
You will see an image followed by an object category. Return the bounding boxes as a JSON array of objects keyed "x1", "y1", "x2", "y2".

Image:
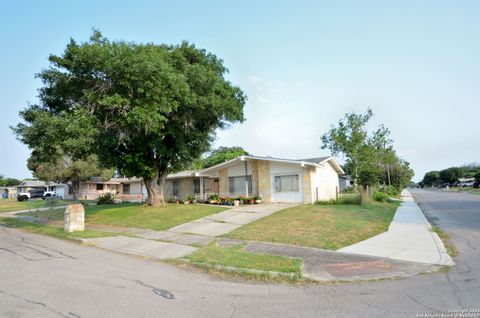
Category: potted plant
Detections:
[
  {"x1": 186, "y1": 195, "x2": 195, "y2": 204},
  {"x1": 254, "y1": 195, "x2": 262, "y2": 204},
  {"x1": 248, "y1": 197, "x2": 255, "y2": 204},
  {"x1": 209, "y1": 193, "x2": 219, "y2": 204},
  {"x1": 233, "y1": 198, "x2": 240, "y2": 207}
]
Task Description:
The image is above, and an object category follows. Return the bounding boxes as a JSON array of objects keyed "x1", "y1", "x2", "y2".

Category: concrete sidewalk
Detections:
[
  {"x1": 81, "y1": 236, "x2": 198, "y2": 259},
  {"x1": 338, "y1": 190, "x2": 454, "y2": 266},
  {"x1": 168, "y1": 203, "x2": 296, "y2": 236}
]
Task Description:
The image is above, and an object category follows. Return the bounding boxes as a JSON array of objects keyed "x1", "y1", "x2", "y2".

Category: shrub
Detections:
[
  {"x1": 45, "y1": 196, "x2": 59, "y2": 209},
  {"x1": 373, "y1": 191, "x2": 389, "y2": 202},
  {"x1": 97, "y1": 192, "x2": 116, "y2": 205},
  {"x1": 385, "y1": 185, "x2": 399, "y2": 196},
  {"x1": 315, "y1": 194, "x2": 361, "y2": 205},
  {"x1": 341, "y1": 186, "x2": 356, "y2": 194}
]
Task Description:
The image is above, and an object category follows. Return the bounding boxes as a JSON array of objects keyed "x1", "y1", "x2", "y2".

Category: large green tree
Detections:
[
  {"x1": 321, "y1": 109, "x2": 412, "y2": 198},
  {"x1": 321, "y1": 109, "x2": 373, "y2": 184},
  {"x1": 13, "y1": 31, "x2": 246, "y2": 206}
]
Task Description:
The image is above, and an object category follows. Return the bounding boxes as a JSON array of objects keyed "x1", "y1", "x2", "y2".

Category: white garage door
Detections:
[{"x1": 271, "y1": 173, "x2": 303, "y2": 203}]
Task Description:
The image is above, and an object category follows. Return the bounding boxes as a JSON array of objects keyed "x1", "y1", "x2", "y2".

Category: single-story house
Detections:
[
  {"x1": 1, "y1": 187, "x2": 17, "y2": 199},
  {"x1": 17, "y1": 180, "x2": 48, "y2": 194},
  {"x1": 164, "y1": 155, "x2": 344, "y2": 203},
  {"x1": 72, "y1": 177, "x2": 147, "y2": 202},
  {"x1": 19, "y1": 154, "x2": 343, "y2": 204},
  {"x1": 339, "y1": 174, "x2": 353, "y2": 192}
]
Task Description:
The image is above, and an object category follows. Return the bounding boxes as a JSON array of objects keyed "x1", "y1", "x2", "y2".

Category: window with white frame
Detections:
[
  {"x1": 274, "y1": 175, "x2": 299, "y2": 192},
  {"x1": 228, "y1": 176, "x2": 252, "y2": 195},
  {"x1": 122, "y1": 183, "x2": 130, "y2": 194}
]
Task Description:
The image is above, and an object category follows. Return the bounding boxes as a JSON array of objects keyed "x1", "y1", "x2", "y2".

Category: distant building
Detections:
[{"x1": 338, "y1": 174, "x2": 353, "y2": 192}]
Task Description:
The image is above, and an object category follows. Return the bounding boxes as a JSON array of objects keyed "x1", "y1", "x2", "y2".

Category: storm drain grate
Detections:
[{"x1": 322, "y1": 260, "x2": 399, "y2": 277}]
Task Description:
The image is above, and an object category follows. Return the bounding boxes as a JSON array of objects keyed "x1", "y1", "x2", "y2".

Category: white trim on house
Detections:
[{"x1": 199, "y1": 155, "x2": 344, "y2": 176}]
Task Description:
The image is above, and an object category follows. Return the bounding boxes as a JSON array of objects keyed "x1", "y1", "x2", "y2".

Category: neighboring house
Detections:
[
  {"x1": 73, "y1": 177, "x2": 147, "y2": 202},
  {"x1": 1, "y1": 187, "x2": 17, "y2": 199},
  {"x1": 339, "y1": 174, "x2": 353, "y2": 192},
  {"x1": 17, "y1": 180, "x2": 69, "y2": 199},
  {"x1": 17, "y1": 180, "x2": 47, "y2": 194},
  {"x1": 163, "y1": 155, "x2": 344, "y2": 203}
]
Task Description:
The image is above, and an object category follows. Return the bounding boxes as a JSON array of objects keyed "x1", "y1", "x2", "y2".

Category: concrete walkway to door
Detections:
[{"x1": 167, "y1": 203, "x2": 297, "y2": 237}]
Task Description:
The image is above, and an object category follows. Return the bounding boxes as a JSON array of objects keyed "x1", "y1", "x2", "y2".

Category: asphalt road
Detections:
[{"x1": 1, "y1": 189, "x2": 479, "y2": 318}]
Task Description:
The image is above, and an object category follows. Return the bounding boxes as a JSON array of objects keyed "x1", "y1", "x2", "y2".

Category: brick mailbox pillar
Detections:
[{"x1": 64, "y1": 204, "x2": 85, "y2": 232}]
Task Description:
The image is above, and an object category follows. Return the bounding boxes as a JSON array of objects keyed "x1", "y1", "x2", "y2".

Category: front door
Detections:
[{"x1": 212, "y1": 179, "x2": 219, "y2": 193}]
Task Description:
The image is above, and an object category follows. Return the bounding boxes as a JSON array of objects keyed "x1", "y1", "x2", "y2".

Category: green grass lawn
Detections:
[
  {"x1": 20, "y1": 203, "x2": 226, "y2": 231},
  {"x1": 186, "y1": 243, "x2": 302, "y2": 275},
  {"x1": 0, "y1": 199, "x2": 68, "y2": 213},
  {"x1": 0, "y1": 217, "x2": 117, "y2": 240},
  {"x1": 226, "y1": 201, "x2": 399, "y2": 250}
]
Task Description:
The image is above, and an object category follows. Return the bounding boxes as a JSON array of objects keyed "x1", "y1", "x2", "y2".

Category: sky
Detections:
[{"x1": 1, "y1": 0, "x2": 479, "y2": 181}]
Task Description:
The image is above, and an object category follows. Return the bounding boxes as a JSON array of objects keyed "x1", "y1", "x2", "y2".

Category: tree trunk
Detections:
[
  {"x1": 71, "y1": 181, "x2": 80, "y2": 200},
  {"x1": 144, "y1": 166, "x2": 168, "y2": 207},
  {"x1": 386, "y1": 164, "x2": 391, "y2": 186}
]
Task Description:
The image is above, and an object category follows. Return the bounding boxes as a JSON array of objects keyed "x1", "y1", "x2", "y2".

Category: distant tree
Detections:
[
  {"x1": 0, "y1": 175, "x2": 21, "y2": 187},
  {"x1": 203, "y1": 147, "x2": 249, "y2": 168},
  {"x1": 474, "y1": 171, "x2": 480, "y2": 188},
  {"x1": 389, "y1": 159, "x2": 414, "y2": 190},
  {"x1": 321, "y1": 109, "x2": 373, "y2": 185},
  {"x1": 321, "y1": 108, "x2": 408, "y2": 198},
  {"x1": 28, "y1": 155, "x2": 114, "y2": 199},
  {"x1": 12, "y1": 30, "x2": 246, "y2": 206},
  {"x1": 422, "y1": 171, "x2": 440, "y2": 187},
  {"x1": 439, "y1": 167, "x2": 462, "y2": 185}
]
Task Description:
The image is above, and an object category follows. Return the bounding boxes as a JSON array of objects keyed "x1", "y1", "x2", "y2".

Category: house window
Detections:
[
  {"x1": 228, "y1": 176, "x2": 252, "y2": 195},
  {"x1": 274, "y1": 175, "x2": 299, "y2": 192},
  {"x1": 172, "y1": 181, "x2": 180, "y2": 197},
  {"x1": 193, "y1": 179, "x2": 200, "y2": 194},
  {"x1": 96, "y1": 183, "x2": 104, "y2": 191},
  {"x1": 203, "y1": 178, "x2": 212, "y2": 192},
  {"x1": 122, "y1": 184, "x2": 130, "y2": 194}
]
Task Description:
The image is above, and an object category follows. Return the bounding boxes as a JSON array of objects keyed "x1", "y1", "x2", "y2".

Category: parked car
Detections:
[
  {"x1": 42, "y1": 190, "x2": 56, "y2": 199},
  {"x1": 458, "y1": 181, "x2": 475, "y2": 188},
  {"x1": 17, "y1": 188, "x2": 45, "y2": 201}
]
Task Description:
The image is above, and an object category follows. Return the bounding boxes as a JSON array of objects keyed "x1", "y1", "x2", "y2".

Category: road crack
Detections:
[{"x1": 0, "y1": 288, "x2": 71, "y2": 318}]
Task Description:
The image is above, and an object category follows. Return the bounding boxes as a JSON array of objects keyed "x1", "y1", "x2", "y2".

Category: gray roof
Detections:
[
  {"x1": 18, "y1": 180, "x2": 46, "y2": 187},
  {"x1": 298, "y1": 157, "x2": 331, "y2": 163},
  {"x1": 167, "y1": 170, "x2": 199, "y2": 179}
]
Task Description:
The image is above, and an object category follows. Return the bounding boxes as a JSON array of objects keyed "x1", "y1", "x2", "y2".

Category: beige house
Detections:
[
  {"x1": 39, "y1": 155, "x2": 343, "y2": 204},
  {"x1": 163, "y1": 155, "x2": 344, "y2": 203},
  {"x1": 73, "y1": 177, "x2": 146, "y2": 201}
]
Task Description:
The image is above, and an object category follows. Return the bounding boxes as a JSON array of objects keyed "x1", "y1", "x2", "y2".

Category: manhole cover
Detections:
[{"x1": 322, "y1": 260, "x2": 399, "y2": 277}]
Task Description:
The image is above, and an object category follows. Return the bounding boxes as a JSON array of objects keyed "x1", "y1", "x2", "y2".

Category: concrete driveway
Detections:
[{"x1": 167, "y1": 203, "x2": 296, "y2": 236}]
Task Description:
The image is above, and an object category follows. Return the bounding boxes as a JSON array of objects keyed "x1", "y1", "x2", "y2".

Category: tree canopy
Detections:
[
  {"x1": 421, "y1": 163, "x2": 480, "y2": 187},
  {"x1": 321, "y1": 109, "x2": 413, "y2": 193},
  {"x1": 202, "y1": 146, "x2": 249, "y2": 168},
  {"x1": 13, "y1": 30, "x2": 246, "y2": 205},
  {"x1": 0, "y1": 175, "x2": 21, "y2": 187}
]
